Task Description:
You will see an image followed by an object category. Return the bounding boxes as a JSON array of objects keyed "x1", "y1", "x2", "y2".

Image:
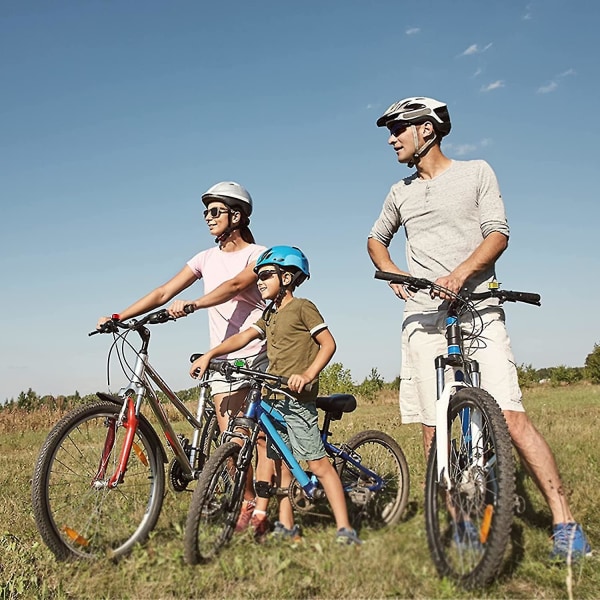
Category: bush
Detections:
[{"x1": 585, "y1": 343, "x2": 600, "y2": 384}]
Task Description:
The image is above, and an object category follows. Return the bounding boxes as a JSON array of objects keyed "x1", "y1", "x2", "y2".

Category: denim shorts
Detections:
[{"x1": 265, "y1": 396, "x2": 326, "y2": 462}]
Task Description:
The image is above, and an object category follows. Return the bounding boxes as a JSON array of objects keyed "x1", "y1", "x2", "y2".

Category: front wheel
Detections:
[
  {"x1": 337, "y1": 429, "x2": 410, "y2": 528},
  {"x1": 424, "y1": 387, "x2": 515, "y2": 589},
  {"x1": 184, "y1": 441, "x2": 248, "y2": 564},
  {"x1": 31, "y1": 400, "x2": 166, "y2": 560}
]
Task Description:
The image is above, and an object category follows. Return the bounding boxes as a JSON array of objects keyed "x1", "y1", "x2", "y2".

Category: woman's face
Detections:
[{"x1": 203, "y1": 201, "x2": 231, "y2": 236}]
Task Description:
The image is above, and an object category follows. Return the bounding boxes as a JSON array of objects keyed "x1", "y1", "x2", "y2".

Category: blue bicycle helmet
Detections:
[{"x1": 254, "y1": 245, "x2": 310, "y2": 285}]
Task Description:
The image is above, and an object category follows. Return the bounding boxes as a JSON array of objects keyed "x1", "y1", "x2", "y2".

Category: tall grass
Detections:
[{"x1": 0, "y1": 385, "x2": 598, "y2": 599}]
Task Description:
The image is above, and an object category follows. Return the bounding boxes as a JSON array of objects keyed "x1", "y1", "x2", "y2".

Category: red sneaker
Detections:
[
  {"x1": 251, "y1": 514, "x2": 271, "y2": 542},
  {"x1": 234, "y1": 500, "x2": 255, "y2": 533}
]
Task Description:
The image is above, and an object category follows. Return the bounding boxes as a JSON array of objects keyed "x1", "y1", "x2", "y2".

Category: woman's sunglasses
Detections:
[
  {"x1": 256, "y1": 269, "x2": 278, "y2": 281},
  {"x1": 203, "y1": 207, "x2": 230, "y2": 219}
]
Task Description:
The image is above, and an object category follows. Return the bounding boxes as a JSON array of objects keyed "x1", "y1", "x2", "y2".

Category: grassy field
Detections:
[{"x1": 0, "y1": 384, "x2": 598, "y2": 599}]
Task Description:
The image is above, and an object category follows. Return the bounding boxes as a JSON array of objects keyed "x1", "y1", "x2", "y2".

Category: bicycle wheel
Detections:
[
  {"x1": 31, "y1": 400, "x2": 166, "y2": 560},
  {"x1": 199, "y1": 411, "x2": 220, "y2": 468},
  {"x1": 184, "y1": 441, "x2": 247, "y2": 564},
  {"x1": 425, "y1": 387, "x2": 515, "y2": 588},
  {"x1": 337, "y1": 429, "x2": 410, "y2": 528}
]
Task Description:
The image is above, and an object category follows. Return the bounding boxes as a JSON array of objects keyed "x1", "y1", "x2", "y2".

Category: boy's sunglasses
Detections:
[
  {"x1": 256, "y1": 269, "x2": 278, "y2": 281},
  {"x1": 203, "y1": 207, "x2": 230, "y2": 219},
  {"x1": 388, "y1": 122, "x2": 411, "y2": 137}
]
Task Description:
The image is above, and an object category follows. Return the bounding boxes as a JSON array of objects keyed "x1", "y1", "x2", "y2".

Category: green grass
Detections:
[{"x1": 0, "y1": 385, "x2": 598, "y2": 599}]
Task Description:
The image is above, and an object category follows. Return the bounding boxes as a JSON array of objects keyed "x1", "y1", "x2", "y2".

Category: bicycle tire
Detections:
[
  {"x1": 184, "y1": 441, "x2": 247, "y2": 564},
  {"x1": 31, "y1": 400, "x2": 166, "y2": 560},
  {"x1": 336, "y1": 429, "x2": 410, "y2": 528},
  {"x1": 424, "y1": 387, "x2": 515, "y2": 588},
  {"x1": 199, "y1": 412, "x2": 220, "y2": 469}
]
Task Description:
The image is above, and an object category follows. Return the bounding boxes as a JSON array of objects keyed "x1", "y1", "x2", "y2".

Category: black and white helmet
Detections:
[
  {"x1": 201, "y1": 181, "x2": 253, "y2": 216},
  {"x1": 376, "y1": 97, "x2": 451, "y2": 137}
]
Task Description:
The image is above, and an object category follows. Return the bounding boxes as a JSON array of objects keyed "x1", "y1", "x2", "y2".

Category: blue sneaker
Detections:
[
  {"x1": 336, "y1": 527, "x2": 362, "y2": 546},
  {"x1": 271, "y1": 521, "x2": 302, "y2": 542},
  {"x1": 453, "y1": 520, "x2": 482, "y2": 552},
  {"x1": 550, "y1": 522, "x2": 592, "y2": 562}
]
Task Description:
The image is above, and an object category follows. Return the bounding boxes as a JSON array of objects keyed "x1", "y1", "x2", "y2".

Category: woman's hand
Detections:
[
  {"x1": 190, "y1": 355, "x2": 210, "y2": 379},
  {"x1": 168, "y1": 299, "x2": 196, "y2": 318}
]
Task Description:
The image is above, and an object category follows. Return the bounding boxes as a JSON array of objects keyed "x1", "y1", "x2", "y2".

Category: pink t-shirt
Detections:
[{"x1": 187, "y1": 244, "x2": 267, "y2": 360}]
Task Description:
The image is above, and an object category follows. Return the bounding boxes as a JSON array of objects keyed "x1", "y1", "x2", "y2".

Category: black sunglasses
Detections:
[
  {"x1": 256, "y1": 269, "x2": 278, "y2": 281},
  {"x1": 203, "y1": 207, "x2": 230, "y2": 219},
  {"x1": 388, "y1": 122, "x2": 411, "y2": 137}
]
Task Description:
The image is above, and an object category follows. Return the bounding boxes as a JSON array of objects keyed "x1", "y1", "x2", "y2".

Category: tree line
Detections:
[{"x1": 3, "y1": 343, "x2": 600, "y2": 412}]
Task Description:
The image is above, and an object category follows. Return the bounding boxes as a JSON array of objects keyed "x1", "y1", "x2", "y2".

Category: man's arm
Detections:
[
  {"x1": 367, "y1": 238, "x2": 412, "y2": 300},
  {"x1": 434, "y1": 232, "x2": 508, "y2": 297}
]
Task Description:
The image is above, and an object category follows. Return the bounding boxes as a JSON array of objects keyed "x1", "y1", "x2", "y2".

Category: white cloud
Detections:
[
  {"x1": 460, "y1": 43, "x2": 492, "y2": 57},
  {"x1": 481, "y1": 80, "x2": 505, "y2": 92},
  {"x1": 445, "y1": 139, "x2": 492, "y2": 157},
  {"x1": 535, "y1": 69, "x2": 575, "y2": 94},
  {"x1": 523, "y1": 3, "x2": 533, "y2": 20},
  {"x1": 461, "y1": 44, "x2": 479, "y2": 56},
  {"x1": 537, "y1": 81, "x2": 558, "y2": 94},
  {"x1": 472, "y1": 67, "x2": 483, "y2": 78},
  {"x1": 405, "y1": 27, "x2": 420, "y2": 35}
]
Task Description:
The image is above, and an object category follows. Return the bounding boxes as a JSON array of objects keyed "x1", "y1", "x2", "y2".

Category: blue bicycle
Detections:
[
  {"x1": 375, "y1": 271, "x2": 541, "y2": 588},
  {"x1": 184, "y1": 360, "x2": 410, "y2": 563}
]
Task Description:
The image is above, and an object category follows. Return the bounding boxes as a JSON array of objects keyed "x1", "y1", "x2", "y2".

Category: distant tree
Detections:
[
  {"x1": 517, "y1": 364, "x2": 539, "y2": 388},
  {"x1": 585, "y1": 343, "x2": 600, "y2": 384},
  {"x1": 357, "y1": 368, "x2": 385, "y2": 400},
  {"x1": 319, "y1": 362, "x2": 355, "y2": 395},
  {"x1": 17, "y1": 388, "x2": 40, "y2": 412},
  {"x1": 549, "y1": 365, "x2": 583, "y2": 385}
]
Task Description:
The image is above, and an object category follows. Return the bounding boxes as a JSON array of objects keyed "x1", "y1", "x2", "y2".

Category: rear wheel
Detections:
[
  {"x1": 337, "y1": 429, "x2": 410, "y2": 528},
  {"x1": 424, "y1": 387, "x2": 515, "y2": 588},
  {"x1": 184, "y1": 441, "x2": 248, "y2": 564},
  {"x1": 31, "y1": 400, "x2": 165, "y2": 560}
]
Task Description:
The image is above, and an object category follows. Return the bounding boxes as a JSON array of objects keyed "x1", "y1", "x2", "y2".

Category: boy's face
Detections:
[{"x1": 256, "y1": 266, "x2": 281, "y2": 300}]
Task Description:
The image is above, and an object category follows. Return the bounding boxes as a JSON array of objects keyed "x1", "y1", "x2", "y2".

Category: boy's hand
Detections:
[
  {"x1": 287, "y1": 373, "x2": 312, "y2": 393},
  {"x1": 169, "y1": 299, "x2": 195, "y2": 318},
  {"x1": 190, "y1": 355, "x2": 210, "y2": 379}
]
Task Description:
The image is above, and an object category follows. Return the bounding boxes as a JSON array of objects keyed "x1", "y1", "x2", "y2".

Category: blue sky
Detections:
[{"x1": 1, "y1": 0, "x2": 598, "y2": 403}]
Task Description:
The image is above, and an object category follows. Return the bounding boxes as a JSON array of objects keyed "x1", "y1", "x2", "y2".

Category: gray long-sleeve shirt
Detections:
[{"x1": 369, "y1": 159, "x2": 510, "y2": 312}]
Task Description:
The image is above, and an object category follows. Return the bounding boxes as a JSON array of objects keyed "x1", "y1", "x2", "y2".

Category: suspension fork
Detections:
[{"x1": 106, "y1": 396, "x2": 140, "y2": 488}]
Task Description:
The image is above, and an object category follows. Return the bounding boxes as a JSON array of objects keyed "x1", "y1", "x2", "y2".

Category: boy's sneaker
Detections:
[
  {"x1": 271, "y1": 521, "x2": 302, "y2": 542},
  {"x1": 453, "y1": 520, "x2": 482, "y2": 552},
  {"x1": 550, "y1": 522, "x2": 592, "y2": 562},
  {"x1": 250, "y1": 513, "x2": 271, "y2": 542},
  {"x1": 336, "y1": 527, "x2": 362, "y2": 546},
  {"x1": 234, "y1": 500, "x2": 255, "y2": 533}
]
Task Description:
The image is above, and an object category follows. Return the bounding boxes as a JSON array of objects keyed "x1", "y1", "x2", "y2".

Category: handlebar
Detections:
[
  {"x1": 192, "y1": 356, "x2": 312, "y2": 393},
  {"x1": 89, "y1": 304, "x2": 196, "y2": 336},
  {"x1": 374, "y1": 271, "x2": 541, "y2": 307}
]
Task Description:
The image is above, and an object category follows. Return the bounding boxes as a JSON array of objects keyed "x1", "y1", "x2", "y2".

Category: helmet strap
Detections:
[
  {"x1": 215, "y1": 211, "x2": 242, "y2": 245},
  {"x1": 408, "y1": 124, "x2": 437, "y2": 169}
]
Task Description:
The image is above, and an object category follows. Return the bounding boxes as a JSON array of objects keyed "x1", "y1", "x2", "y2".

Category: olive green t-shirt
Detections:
[{"x1": 252, "y1": 297, "x2": 328, "y2": 401}]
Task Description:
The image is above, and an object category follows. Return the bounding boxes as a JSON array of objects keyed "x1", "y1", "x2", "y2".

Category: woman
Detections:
[{"x1": 97, "y1": 181, "x2": 272, "y2": 536}]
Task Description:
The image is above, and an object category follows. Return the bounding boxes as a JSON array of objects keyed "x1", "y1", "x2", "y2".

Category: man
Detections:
[{"x1": 367, "y1": 96, "x2": 590, "y2": 561}]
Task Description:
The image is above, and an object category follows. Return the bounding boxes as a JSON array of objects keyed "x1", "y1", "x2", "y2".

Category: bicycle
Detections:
[
  {"x1": 184, "y1": 360, "x2": 410, "y2": 564},
  {"x1": 375, "y1": 270, "x2": 541, "y2": 588},
  {"x1": 31, "y1": 308, "x2": 223, "y2": 561}
]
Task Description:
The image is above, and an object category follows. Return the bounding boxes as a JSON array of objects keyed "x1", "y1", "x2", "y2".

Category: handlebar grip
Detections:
[
  {"x1": 507, "y1": 291, "x2": 541, "y2": 306},
  {"x1": 374, "y1": 270, "x2": 410, "y2": 284},
  {"x1": 184, "y1": 304, "x2": 195, "y2": 314}
]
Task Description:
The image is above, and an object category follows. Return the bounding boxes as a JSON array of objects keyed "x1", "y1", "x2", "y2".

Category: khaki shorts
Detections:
[
  {"x1": 208, "y1": 351, "x2": 268, "y2": 396},
  {"x1": 400, "y1": 307, "x2": 524, "y2": 426},
  {"x1": 265, "y1": 397, "x2": 326, "y2": 462}
]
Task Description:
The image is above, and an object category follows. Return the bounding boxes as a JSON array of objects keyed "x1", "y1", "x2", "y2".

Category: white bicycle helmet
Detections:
[
  {"x1": 201, "y1": 181, "x2": 253, "y2": 216},
  {"x1": 376, "y1": 97, "x2": 451, "y2": 137}
]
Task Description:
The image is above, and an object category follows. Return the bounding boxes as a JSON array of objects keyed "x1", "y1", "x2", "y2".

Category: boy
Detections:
[{"x1": 190, "y1": 245, "x2": 361, "y2": 545}]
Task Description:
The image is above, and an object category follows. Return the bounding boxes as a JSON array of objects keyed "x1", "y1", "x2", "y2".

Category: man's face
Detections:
[{"x1": 387, "y1": 122, "x2": 416, "y2": 164}]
